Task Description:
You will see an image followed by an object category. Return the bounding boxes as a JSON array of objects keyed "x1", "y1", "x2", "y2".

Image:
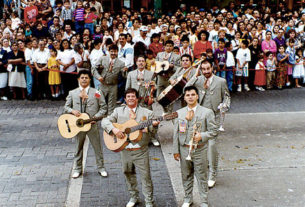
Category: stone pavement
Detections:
[
  {"x1": 0, "y1": 100, "x2": 75, "y2": 207},
  {"x1": 1, "y1": 87, "x2": 305, "y2": 207}
]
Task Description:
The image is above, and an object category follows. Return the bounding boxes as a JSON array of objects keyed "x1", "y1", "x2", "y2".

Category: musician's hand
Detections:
[
  {"x1": 194, "y1": 132, "x2": 202, "y2": 142},
  {"x1": 195, "y1": 67, "x2": 201, "y2": 77},
  {"x1": 112, "y1": 128, "x2": 125, "y2": 139},
  {"x1": 174, "y1": 153, "x2": 180, "y2": 161},
  {"x1": 90, "y1": 121, "x2": 96, "y2": 124},
  {"x1": 169, "y1": 64, "x2": 174, "y2": 68},
  {"x1": 152, "y1": 121, "x2": 160, "y2": 127},
  {"x1": 169, "y1": 79, "x2": 176, "y2": 85},
  {"x1": 98, "y1": 77, "x2": 104, "y2": 83},
  {"x1": 123, "y1": 67, "x2": 128, "y2": 72},
  {"x1": 72, "y1": 110, "x2": 81, "y2": 117}
]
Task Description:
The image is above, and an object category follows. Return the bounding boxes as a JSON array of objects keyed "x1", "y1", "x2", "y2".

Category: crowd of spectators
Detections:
[{"x1": 0, "y1": 0, "x2": 305, "y2": 101}]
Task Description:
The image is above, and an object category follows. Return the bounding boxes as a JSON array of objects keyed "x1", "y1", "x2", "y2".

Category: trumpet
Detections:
[{"x1": 186, "y1": 122, "x2": 202, "y2": 161}]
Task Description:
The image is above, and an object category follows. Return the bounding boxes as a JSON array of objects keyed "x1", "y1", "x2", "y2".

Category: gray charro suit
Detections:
[
  {"x1": 173, "y1": 105, "x2": 217, "y2": 205},
  {"x1": 155, "y1": 52, "x2": 181, "y2": 97},
  {"x1": 125, "y1": 69, "x2": 156, "y2": 107},
  {"x1": 91, "y1": 56, "x2": 126, "y2": 115},
  {"x1": 186, "y1": 74, "x2": 231, "y2": 181},
  {"x1": 64, "y1": 87, "x2": 107, "y2": 173},
  {"x1": 102, "y1": 105, "x2": 156, "y2": 206}
]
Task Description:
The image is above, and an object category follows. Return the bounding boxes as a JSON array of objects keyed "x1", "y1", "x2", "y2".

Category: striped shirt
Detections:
[{"x1": 73, "y1": 8, "x2": 85, "y2": 21}]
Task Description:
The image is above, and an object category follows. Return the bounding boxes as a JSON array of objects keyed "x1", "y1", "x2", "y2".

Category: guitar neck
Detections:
[
  {"x1": 130, "y1": 116, "x2": 164, "y2": 132},
  {"x1": 83, "y1": 115, "x2": 105, "y2": 124}
]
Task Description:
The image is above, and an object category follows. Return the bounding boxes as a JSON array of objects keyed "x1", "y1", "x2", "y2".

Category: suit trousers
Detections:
[
  {"x1": 73, "y1": 124, "x2": 104, "y2": 172},
  {"x1": 121, "y1": 146, "x2": 154, "y2": 205},
  {"x1": 99, "y1": 84, "x2": 117, "y2": 115},
  {"x1": 179, "y1": 145, "x2": 208, "y2": 204},
  {"x1": 208, "y1": 112, "x2": 219, "y2": 179}
]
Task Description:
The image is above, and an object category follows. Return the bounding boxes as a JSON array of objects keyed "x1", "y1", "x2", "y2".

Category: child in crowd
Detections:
[
  {"x1": 146, "y1": 49, "x2": 155, "y2": 71},
  {"x1": 293, "y1": 49, "x2": 304, "y2": 87},
  {"x1": 11, "y1": 12, "x2": 21, "y2": 30},
  {"x1": 286, "y1": 39, "x2": 296, "y2": 87},
  {"x1": 254, "y1": 54, "x2": 266, "y2": 91},
  {"x1": 93, "y1": 25, "x2": 103, "y2": 40},
  {"x1": 265, "y1": 51, "x2": 277, "y2": 89},
  {"x1": 73, "y1": 0, "x2": 85, "y2": 34},
  {"x1": 179, "y1": 35, "x2": 193, "y2": 59},
  {"x1": 214, "y1": 38, "x2": 227, "y2": 78},
  {"x1": 236, "y1": 40, "x2": 251, "y2": 92},
  {"x1": 173, "y1": 46, "x2": 180, "y2": 55},
  {"x1": 61, "y1": 0, "x2": 73, "y2": 24},
  {"x1": 84, "y1": 7, "x2": 98, "y2": 35},
  {"x1": 206, "y1": 48, "x2": 215, "y2": 70},
  {"x1": 276, "y1": 45, "x2": 288, "y2": 89},
  {"x1": 48, "y1": 48, "x2": 61, "y2": 98},
  {"x1": 225, "y1": 42, "x2": 235, "y2": 92},
  {"x1": 102, "y1": 29, "x2": 114, "y2": 45}
]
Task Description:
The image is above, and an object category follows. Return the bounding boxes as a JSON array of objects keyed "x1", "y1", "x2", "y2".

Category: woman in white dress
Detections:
[{"x1": 7, "y1": 42, "x2": 26, "y2": 99}]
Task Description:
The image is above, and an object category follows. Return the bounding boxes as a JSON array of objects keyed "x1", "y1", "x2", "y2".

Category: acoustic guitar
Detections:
[
  {"x1": 151, "y1": 61, "x2": 170, "y2": 74},
  {"x1": 103, "y1": 112, "x2": 178, "y2": 152},
  {"x1": 57, "y1": 113, "x2": 105, "y2": 138}
]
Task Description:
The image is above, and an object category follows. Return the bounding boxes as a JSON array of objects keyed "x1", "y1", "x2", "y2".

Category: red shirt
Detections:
[
  {"x1": 85, "y1": 12, "x2": 98, "y2": 24},
  {"x1": 24, "y1": 6, "x2": 38, "y2": 24},
  {"x1": 149, "y1": 43, "x2": 164, "y2": 58},
  {"x1": 193, "y1": 41, "x2": 212, "y2": 59}
]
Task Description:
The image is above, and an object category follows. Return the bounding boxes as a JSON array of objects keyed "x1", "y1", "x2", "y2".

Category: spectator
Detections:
[
  {"x1": 74, "y1": 0, "x2": 85, "y2": 34},
  {"x1": 276, "y1": 45, "x2": 288, "y2": 89},
  {"x1": 293, "y1": 49, "x2": 304, "y2": 88},
  {"x1": 286, "y1": 39, "x2": 296, "y2": 87},
  {"x1": 48, "y1": 47, "x2": 61, "y2": 98},
  {"x1": 24, "y1": 1, "x2": 39, "y2": 25},
  {"x1": 265, "y1": 51, "x2": 277, "y2": 89},
  {"x1": 236, "y1": 40, "x2": 251, "y2": 92},
  {"x1": 193, "y1": 30, "x2": 212, "y2": 59},
  {"x1": 149, "y1": 33, "x2": 163, "y2": 58},
  {"x1": 7, "y1": 42, "x2": 26, "y2": 99},
  {"x1": 0, "y1": 46, "x2": 8, "y2": 100},
  {"x1": 254, "y1": 54, "x2": 266, "y2": 91}
]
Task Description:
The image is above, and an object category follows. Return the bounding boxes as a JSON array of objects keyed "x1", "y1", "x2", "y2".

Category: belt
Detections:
[
  {"x1": 184, "y1": 144, "x2": 204, "y2": 150},
  {"x1": 37, "y1": 63, "x2": 47, "y2": 67},
  {"x1": 125, "y1": 147, "x2": 141, "y2": 151}
]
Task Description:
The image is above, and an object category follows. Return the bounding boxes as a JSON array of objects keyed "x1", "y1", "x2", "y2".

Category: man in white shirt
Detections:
[
  {"x1": 32, "y1": 39, "x2": 50, "y2": 99},
  {"x1": 89, "y1": 39, "x2": 104, "y2": 89},
  {"x1": 133, "y1": 26, "x2": 151, "y2": 48},
  {"x1": 235, "y1": 40, "x2": 251, "y2": 92},
  {"x1": 24, "y1": 39, "x2": 34, "y2": 100}
]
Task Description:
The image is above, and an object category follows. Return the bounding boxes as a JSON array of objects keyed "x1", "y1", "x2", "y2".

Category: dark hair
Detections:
[
  {"x1": 241, "y1": 39, "x2": 249, "y2": 47},
  {"x1": 146, "y1": 49, "x2": 153, "y2": 55},
  {"x1": 136, "y1": 55, "x2": 146, "y2": 61},
  {"x1": 225, "y1": 42, "x2": 231, "y2": 48},
  {"x1": 218, "y1": 38, "x2": 225, "y2": 43},
  {"x1": 60, "y1": 39, "x2": 71, "y2": 51},
  {"x1": 49, "y1": 47, "x2": 57, "y2": 55},
  {"x1": 109, "y1": 44, "x2": 118, "y2": 51},
  {"x1": 198, "y1": 30, "x2": 209, "y2": 40},
  {"x1": 173, "y1": 46, "x2": 179, "y2": 51},
  {"x1": 200, "y1": 59, "x2": 213, "y2": 67},
  {"x1": 266, "y1": 51, "x2": 272, "y2": 57},
  {"x1": 184, "y1": 86, "x2": 199, "y2": 96},
  {"x1": 119, "y1": 33, "x2": 127, "y2": 39},
  {"x1": 165, "y1": 40, "x2": 174, "y2": 46},
  {"x1": 77, "y1": 69, "x2": 92, "y2": 78},
  {"x1": 181, "y1": 54, "x2": 192, "y2": 62},
  {"x1": 124, "y1": 88, "x2": 139, "y2": 98},
  {"x1": 180, "y1": 35, "x2": 189, "y2": 42}
]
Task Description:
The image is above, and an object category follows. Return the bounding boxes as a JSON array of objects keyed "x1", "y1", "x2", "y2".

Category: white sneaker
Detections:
[
  {"x1": 208, "y1": 180, "x2": 216, "y2": 188},
  {"x1": 255, "y1": 86, "x2": 260, "y2": 91},
  {"x1": 182, "y1": 202, "x2": 192, "y2": 207},
  {"x1": 286, "y1": 82, "x2": 291, "y2": 86},
  {"x1": 237, "y1": 85, "x2": 242, "y2": 92},
  {"x1": 0, "y1": 96, "x2": 8, "y2": 100},
  {"x1": 98, "y1": 168, "x2": 108, "y2": 177},
  {"x1": 219, "y1": 126, "x2": 225, "y2": 131},
  {"x1": 151, "y1": 139, "x2": 160, "y2": 146},
  {"x1": 126, "y1": 198, "x2": 138, "y2": 207},
  {"x1": 244, "y1": 84, "x2": 250, "y2": 91},
  {"x1": 72, "y1": 172, "x2": 81, "y2": 179},
  {"x1": 260, "y1": 87, "x2": 265, "y2": 91}
]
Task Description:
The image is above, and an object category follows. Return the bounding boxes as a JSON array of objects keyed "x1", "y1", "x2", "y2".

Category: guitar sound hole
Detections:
[
  {"x1": 65, "y1": 120, "x2": 71, "y2": 132},
  {"x1": 76, "y1": 119, "x2": 84, "y2": 127}
]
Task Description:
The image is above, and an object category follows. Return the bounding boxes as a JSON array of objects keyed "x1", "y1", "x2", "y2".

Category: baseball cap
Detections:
[{"x1": 140, "y1": 26, "x2": 148, "y2": 31}]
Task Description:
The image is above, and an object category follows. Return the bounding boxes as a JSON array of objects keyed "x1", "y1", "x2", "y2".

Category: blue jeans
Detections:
[
  {"x1": 75, "y1": 21, "x2": 84, "y2": 34},
  {"x1": 216, "y1": 70, "x2": 226, "y2": 79},
  {"x1": 25, "y1": 65, "x2": 33, "y2": 97},
  {"x1": 84, "y1": 23, "x2": 94, "y2": 35},
  {"x1": 226, "y1": 67, "x2": 234, "y2": 92}
]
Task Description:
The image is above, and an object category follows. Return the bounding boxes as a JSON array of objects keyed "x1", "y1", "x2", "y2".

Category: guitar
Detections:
[
  {"x1": 57, "y1": 113, "x2": 105, "y2": 138},
  {"x1": 150, "y1": 61, "x2": 170, "y2": 74},
  {"x1": 103, "y1": 112, "x2": 178, "y2": 152}
]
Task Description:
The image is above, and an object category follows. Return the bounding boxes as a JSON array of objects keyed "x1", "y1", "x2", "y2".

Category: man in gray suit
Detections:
[
  {"x1": 91, "y1": 44, "x2": 127, "y2": 115},
  {"x1": 186, "y1": 60, "x2": 231, "y2": 188},
  {"x1": 155, "y1": 40, "x2": 180, "y2": 104},
  {"x1": 64, "y1": 70, "x2": 108, "y2": 179},
  {"x1": 102, "y1": 88, "x2": 160, "y2": 207},
  {"x1": 125, "y1": 55, "x2": 160, "y2": 146},
  {"x1": 173, "y1": 86, "x2": 218, "y2": 207}
]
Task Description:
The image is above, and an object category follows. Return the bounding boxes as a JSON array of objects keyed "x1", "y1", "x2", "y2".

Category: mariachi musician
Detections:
[
  {"x1": 125, "y1": 55, "x2": 160, "y2": 146},
  {"x1": 155, "y1": 40, "x2": 180, "y2": 98}
]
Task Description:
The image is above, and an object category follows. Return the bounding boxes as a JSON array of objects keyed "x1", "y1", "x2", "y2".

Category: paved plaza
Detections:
[{"x1": 1, "y1": 88, "x2": 305, "y2": 207}]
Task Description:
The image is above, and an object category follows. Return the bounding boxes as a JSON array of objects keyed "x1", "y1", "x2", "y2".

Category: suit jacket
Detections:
[
  {"x1": 125, "y1": 69, "x2": 156, "y2": 98},
  {"x1": 173, "y1": 105, "x2": 218, "y2": 154},
  {"x1": 91, "y1": 56, "x2": 126, "y2": 85},
  {"x1": 64, "y1": 87, "x2": 107, "y2": 118},
  {"x1": 155, "y1": 52, "x2": 181, "y2": 85},
  {"x1": 169, "y1": 66, "x2": 197, "y2": 82},
  {"x1": 186, "y1": 75, "x2": 231, "y2": 113},
  {"x1": 102, "y1": 105, "x2": 156, "y2": 147}
]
